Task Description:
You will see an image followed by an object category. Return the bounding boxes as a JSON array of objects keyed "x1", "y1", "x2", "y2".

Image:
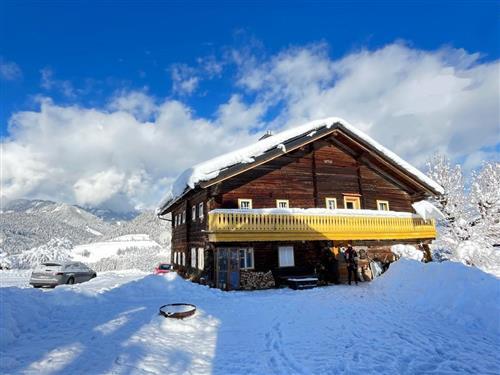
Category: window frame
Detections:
[
  {"x1": 238, "y1": 198, "x2": 253, "y2": 209},
  {"x1": 325, "y1": 197, "x2": 337, "y2": 210},
  {"x1": 191, "y1": 247, "x2": 197, "y2": 268},
  {"x1": 377, "y1": 200, "x2": 390, "y2": 211},
  {"x1": 278, "y1": 246, "x2": 295, "y2": 267},
  {"x1": 276, "y1": 199, "x2": 289, "y2": 209},
  {"x1": 343, "y1": 195, "x2": 361, "y2": 209},
  {"x1": 239, "y1": 248, "x2": 254, "y2": 270},
  {"x1": 182, "y1": 252, "x2": 186, "y2": 266},
  {"x1": 182, "y1": 210, "x2": 186, "y2": 224},
  {"x1": 192, "y1": 205, "x2": 196, "y2": 221},
  {"x1": 198, "y1": 202, "x2": 204, "y2": 219},
  {"x1": 197, "y1": 248, "x2": 204, "y2": 270}
]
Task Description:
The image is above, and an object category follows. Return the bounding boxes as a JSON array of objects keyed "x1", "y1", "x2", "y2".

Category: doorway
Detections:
[{"x1": 216, "y1": 248, "x2": 240, "y2": 290}]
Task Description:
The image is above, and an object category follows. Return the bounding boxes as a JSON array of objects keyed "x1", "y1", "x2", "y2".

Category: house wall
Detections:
[
  {"x1": 212, "y1": 141, "x2": 414, "y2": 212},
  {"x1": 168, "y1": 135, "x2": 425, "y2": 287}
]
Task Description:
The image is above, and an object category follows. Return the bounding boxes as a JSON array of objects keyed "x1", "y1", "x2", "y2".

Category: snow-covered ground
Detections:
[
  {"x1": 71, "y1": 234, "x2": 161, "y2": 263},
  {"x1": 1, "y1": 260, "x2": 499, "y2": 374}
]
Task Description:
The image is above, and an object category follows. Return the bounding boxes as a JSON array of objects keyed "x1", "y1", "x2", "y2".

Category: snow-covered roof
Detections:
[{"x1": 158, "y1": 117, "x2": 443, "y2": 213}]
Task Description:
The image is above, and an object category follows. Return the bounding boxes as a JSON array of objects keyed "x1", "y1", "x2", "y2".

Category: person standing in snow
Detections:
[{"x1": 344, "y1": 244, "x2": 359, "y2": 285}]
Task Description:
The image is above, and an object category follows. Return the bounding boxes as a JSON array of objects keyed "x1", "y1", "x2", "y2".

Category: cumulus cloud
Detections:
[
  {"x1": 2, "y1": 42, "x2": 498, "y2": 211},
  {"x1": 0, "y1": 58, "x2": 22, "y2": 80},
  {"x1": 236, "y1": 43, "x2": 499, "y2": 167}
]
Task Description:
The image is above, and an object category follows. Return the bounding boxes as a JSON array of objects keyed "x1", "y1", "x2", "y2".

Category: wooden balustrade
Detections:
[{"x1": 207, "y1": 211, "x2": 436, "y2": 242}]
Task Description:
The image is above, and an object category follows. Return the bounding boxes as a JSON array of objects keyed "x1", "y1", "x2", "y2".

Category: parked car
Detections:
[
  {"x1": 154, "y1": 263, "x2": 172, "y2": 275},
  {"x1": 30, "y1": 261, "x2": 97, "y2": 288}
]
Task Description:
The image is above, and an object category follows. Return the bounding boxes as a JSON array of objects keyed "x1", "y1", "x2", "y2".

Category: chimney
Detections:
[{"x1": 258, "y1": 130, "x2": 274, "y2": 141}]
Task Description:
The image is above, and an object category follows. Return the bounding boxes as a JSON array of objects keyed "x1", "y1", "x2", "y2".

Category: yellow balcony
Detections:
[{"x1": 207, "y1": 209, "x2": 436, "y2": 242}]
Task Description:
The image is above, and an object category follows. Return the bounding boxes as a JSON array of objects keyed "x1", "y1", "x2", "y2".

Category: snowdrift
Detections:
[{"x1": 375, "y1": 259, "x2": 500, "y2": 334}]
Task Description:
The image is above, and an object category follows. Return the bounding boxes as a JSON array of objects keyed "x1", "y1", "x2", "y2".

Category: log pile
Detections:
[{"x1": 240, "y1": 270, "x2": 275, "y2": 290}]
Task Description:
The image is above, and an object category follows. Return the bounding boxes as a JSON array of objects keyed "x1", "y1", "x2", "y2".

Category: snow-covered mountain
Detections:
[{"x1": 1, "y1": 199, "x2": 170, "y2": 257}]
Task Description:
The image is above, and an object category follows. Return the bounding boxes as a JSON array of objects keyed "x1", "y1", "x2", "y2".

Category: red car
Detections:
[{"x1": 154, "y1": 263, "x2": 172, "y2": 275}]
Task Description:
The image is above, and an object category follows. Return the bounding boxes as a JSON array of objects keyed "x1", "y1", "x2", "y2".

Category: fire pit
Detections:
[{"x1": 159, "y1": 303, "x2": 196, "y2": 319}]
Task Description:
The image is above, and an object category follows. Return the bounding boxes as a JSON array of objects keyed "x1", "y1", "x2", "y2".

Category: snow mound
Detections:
[
  {"x1": 391, "y1": 244, "x2": 423, "y2": 261},
  {"x1": 376, "y1": 259, "x2": 500, "y2": 334}
]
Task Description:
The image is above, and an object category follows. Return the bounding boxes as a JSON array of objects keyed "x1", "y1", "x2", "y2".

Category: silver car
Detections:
[{"x1": 30, "y1": 261, "x2": 97, "y2": 288}]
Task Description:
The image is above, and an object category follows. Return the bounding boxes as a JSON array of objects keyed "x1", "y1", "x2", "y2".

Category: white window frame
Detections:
[
  {"x1": 343, "y1": 195, "x2": 361, "y2": 209},
  {"x1": 276, "y1": 199, "x2": 289, "y2": 209},
  {"x1": 182, "y1": 252, "x2": 186, "y2": 266},
  {"x1": 192, "y1": 205, "x2": 196, "y2": 221},
  {"x1": 325, "y1": 197, "x2": 337, "y2": 210},
  {"x1": 377, "y1": 200, "x2": 390, "y2": 211},
  {"x1": 238, "y1": 199, "x2": 252, "y2": 209},
  {"x1": 182, "y1": 210, "x2": 186, "y2": 224},
  {"x1": 278, "y1": 246, "x2": 295, "y2": 267},
  {"x1": 197, "y1": 248, "x2": 204, "y2": 270},
  {"x1": 239, "y1": 248, "x2": 254, "y2": 270},
  {"x1": 198, "y1": 202, "x2": 204, "y2": 219},
  {"x1": 191, "y1": 248, "x2": 197, "y2": 268}
]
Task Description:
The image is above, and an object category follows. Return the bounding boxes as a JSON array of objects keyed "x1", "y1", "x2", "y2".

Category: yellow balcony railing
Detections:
[{"x1": 207, "y1": 210, "x2": 436, "y2": 242}]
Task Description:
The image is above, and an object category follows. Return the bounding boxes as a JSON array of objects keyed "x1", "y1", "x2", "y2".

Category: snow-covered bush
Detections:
[
  {"x1": 427, "y1": 155, "x2": 499, "y2": 273},
  {"x1": 90, "y1": 245, "x2": 170, "y2": 272},
  {"x1": 0, "y1": 250, "x2": 12, "y2": 269},
  {"x1": 12, "y1": 238, "x2": 73, "y2": 269}
]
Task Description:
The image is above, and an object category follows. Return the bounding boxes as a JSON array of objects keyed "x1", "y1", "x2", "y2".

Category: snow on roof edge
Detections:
[{"x1": 157, "y1": 117, "x2": 443, "y2": 213}]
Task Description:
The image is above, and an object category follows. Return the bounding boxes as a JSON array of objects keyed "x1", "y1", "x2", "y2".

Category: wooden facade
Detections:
[{"x1": 161, "y1": 127, "x2": 440, "y2": 290}]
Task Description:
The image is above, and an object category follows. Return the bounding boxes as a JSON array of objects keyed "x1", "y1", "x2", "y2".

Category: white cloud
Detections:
[
  {"x1": 2, "y1": 42, "x2": 498, "y2": 211},
  {"x1": 170, "y1": 64, "x2": 199, "y2": 96},
  {"x1": 0, "y1": 58, "x2": 22, "y2": 80},
  {"x1": 235, "y1": 43, "x2": 499, "y2": 168},
  {"x1": 40, "y1": 67, "x2": 76, "y2": 98}
]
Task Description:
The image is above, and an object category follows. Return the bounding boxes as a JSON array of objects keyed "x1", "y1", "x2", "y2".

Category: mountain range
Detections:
[{"x1": 1, "y1": 199, "x2": 170, "y2": 255}]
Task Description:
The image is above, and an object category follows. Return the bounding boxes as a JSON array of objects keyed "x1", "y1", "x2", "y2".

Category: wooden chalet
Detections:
[{"x1": 157, "y1": 118, "x2": 443, "y2": 290}]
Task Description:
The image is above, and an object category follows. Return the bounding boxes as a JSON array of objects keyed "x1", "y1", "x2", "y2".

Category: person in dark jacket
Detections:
[{"x1": 344, "y1": 244, "x2": 359, "y2": 285}]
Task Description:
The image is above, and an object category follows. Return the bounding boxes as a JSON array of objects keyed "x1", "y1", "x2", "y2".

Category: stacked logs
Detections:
[{"x1": 240, "y1": 270, "x2": 276, "y2": 290}]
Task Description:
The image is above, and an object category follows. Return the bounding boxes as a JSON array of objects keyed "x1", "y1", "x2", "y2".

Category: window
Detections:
[
  {"x1": 192, "y1": 205, "x2": 196, "y2": 221},
  {"x1": 276, "y1": 200, "x2": 289, "y2": 209},
  {"x1": 377, "y1": 200, "x2": 390, "y2": 211},
  {"x1": 191, "y1": 248, "x2": 197, "y2": 268},
  {"x1": 343, "y1": 195, "x2": 361, "y2": 209},
  {"x1": 239, "y1": 248, "x2": 254, "y2": 269},
  {"x1": 278, "y1": 246, "x2": 294, "y2": 267},
  {"x1": 325, "y1": 198, "x2": 337, "y2": 210},
  {"x1": 182, "y1": 210, "x2": 186, "y2": 224},
  {"x1": 198, "y1": 202, "x2": 204, "y2": 219},
  {"x1": 182, "y1": 252, "x2": 186, "y2": 266},
  {"x1": 238, "y1": 199, "x2": 252, "y2": 209},
  {"x1": 197, "y1": 248, "x2": 204, "y2": 270},
  {"x1": 174, "y1": 252, "x2": 178, "y2": 264}
]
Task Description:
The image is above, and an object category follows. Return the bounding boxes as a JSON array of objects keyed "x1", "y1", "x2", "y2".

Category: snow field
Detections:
[
  {"x1": 71, "y1": 235, "x2": 161, "y2": 263},
  {"x1": 1, "y1": 260, "x2": 499, "y2": 374}
]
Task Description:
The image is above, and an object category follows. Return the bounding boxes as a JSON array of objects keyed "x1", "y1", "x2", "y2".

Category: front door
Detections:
[{"x1": 216, "y1": 248, "x2": 240, "y2": 290}]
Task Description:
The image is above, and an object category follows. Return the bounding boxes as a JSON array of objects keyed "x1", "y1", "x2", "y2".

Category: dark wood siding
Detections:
[{"x1": 212, "y1": 139, "x2": 416, "y2": 211}]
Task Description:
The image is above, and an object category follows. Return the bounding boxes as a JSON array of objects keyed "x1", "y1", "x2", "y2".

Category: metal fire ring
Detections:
[{"x1": 159, "y1": 303, "x2": 196, "y2": 319}]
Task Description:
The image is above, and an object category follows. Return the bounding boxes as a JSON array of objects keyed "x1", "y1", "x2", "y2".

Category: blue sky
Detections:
[
  {"x1": 1, "y1": 1, "x2": 498, "y2": 129},
  {"x1": 1, "y1": 1, "x2": 499, "y2": 210}
]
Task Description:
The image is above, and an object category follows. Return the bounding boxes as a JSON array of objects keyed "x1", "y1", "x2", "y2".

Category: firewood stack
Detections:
[{"x1": 240, "y1": 270, "x2": 276, "y2": 290}]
